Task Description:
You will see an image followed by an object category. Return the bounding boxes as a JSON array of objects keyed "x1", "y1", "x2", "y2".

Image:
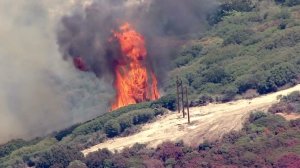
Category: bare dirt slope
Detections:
[{"x1": 82, "y1": 85, "x2": 300, "y2": 156}]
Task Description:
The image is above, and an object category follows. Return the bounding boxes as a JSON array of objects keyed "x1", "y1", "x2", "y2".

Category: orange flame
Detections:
[{"x1": 111, "y1": 23, "x2": 160, "y2": 111}]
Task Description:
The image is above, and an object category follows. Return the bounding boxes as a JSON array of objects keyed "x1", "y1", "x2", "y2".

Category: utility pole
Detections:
[
  {"x1": 185, "y1": 87, "x2": 190, "y2": 124},
  {"x1": 176, "y1": 76, "x2": 181, "y2": 114},
  {"x1": 181, "y1": 80, "x2": 185, "y2": 118}
]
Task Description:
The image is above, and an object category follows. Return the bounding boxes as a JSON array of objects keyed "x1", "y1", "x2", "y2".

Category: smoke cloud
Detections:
[
  {"x1": 57, "y1": 0, "x2": 218, "y2": 82},
  {"x1": 0, "y1": 0, "x2": 112, "y2": 144},
  {"x1": 0, "y1": 0, "x2": 217, "y2": 144}
]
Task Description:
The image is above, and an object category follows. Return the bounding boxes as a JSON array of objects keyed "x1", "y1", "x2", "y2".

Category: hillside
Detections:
[
  {"x1": 1, "y1": 0, "x2": 300, "y2": 167},
  {"x1": 82, "y1": 84, "x2": 300, "y2": 155},
  {"x1": 164, "y1": 0, "x2": 300, "y2": 104}
]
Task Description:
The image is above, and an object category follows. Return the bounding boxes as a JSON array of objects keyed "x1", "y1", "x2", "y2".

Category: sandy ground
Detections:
[{"x1": 82, "y1": 85, "x2": 300, "y2": 156}]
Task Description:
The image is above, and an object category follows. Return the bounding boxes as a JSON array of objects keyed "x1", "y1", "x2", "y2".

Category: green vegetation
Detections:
[
  {"x1": 0, "y1": 100, "x2": 169, "y2": 167},
  {"x1": 269, "y1": 91, "x2": 300, "y2": 113},
  {"x1": 24, "y1": 112, "x2": 299, "y2": 168},
  {"x1": 1, "y1": 0, "x2": 300, "y2": 167},
  {"x1": 165, "y1": 0, "x2": 300, "y2": 104}
]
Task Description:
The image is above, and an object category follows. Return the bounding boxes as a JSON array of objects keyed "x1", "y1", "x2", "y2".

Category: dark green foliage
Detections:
[
  {"x1": 198, "y1": 141, "x2": 213, "y2": 151},
  {"x1": 264, "y1": 28, "x2": 300, "y2": 49},
  {"x1": 173, "y1": 44, "x2": 203, "y2": 68},
  {"x1": 268, "y1": 63, "x2": 297, "y2": 87},
  {"x1": 35, "y1": 145, "x2": 83, "y2": 168},
  {"x1": 132, "y1": 110, "x2": 155, "y2": 125},
  {"x1": 54, "y1": 124, "x2": 79, "y2": 141},
  {"x1": 250, "y1": 114, "x2": 288, "y2": 134},
  {"x1": 118, "y1": 115, "x2": 133, "y2": 132},
  {"x1": 0, "y1": 138, "x2": 42, "y2": 159},
  {"x1": 85, "y1": 148, "x2": 113, "y2": 168},
  {"x1": 207, "y1": 0, "x2": 255, "y2": 25},
  {"x1": 72, "y1": 102, "x2": 152, "y2": 136},
  {"x1": 223, "y1": 28, "x2": 254, "y2": 45},
  {"x1": 269, "y1": 91, "x2": 300, "y2": 114},
  {"x1": 165, "y1": 1, "x2": 300, "y2": 101},
  {"x1": 103, "y1": 108, "x2": 156, "y2": 138},
  {"x1": 248, "y1": 112, "x2": 268, "y2": 123},
  {"x1": 236, "y1": 74, "x2": 259, "y2": 93},
  {"x1": 204, "y1": 66, "x2": 232, "y2": 84},
  {"x1": 222, "y1": 86, "x2": 238, "y2": 102},
  {"x1": 281, "y1": 91, "x2": 300, "y2": 102},
  {"x1": 275, "y1": 0, "x2": 300, "y2": 6},
  {"x1": 191, "y1": 94, "x2": 214, "y2": 106},
  {"x1": 0, "y1": 139, "x2": 28, "y2": 158},
  {"x1": 104, "y1": 119, "x2": 121, "y2": 138},
  {"x1": 152, "y1": 94, "x2": 177, "y2": 111}
]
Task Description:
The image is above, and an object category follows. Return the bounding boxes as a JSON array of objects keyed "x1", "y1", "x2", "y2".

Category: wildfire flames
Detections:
[{"x1": 111, "y1": 23, "x2": 160, "y2": 111}]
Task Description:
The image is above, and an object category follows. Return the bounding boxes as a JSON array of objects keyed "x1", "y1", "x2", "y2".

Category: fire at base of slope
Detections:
[
  {"x1": 72, "y1": 23, "x2": 160, "y2": 111},
  {"x1": 111, "y1": 23, "x2": 160, "y2": 111}
]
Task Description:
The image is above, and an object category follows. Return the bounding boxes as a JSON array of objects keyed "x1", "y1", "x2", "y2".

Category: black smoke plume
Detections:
[{"x1": 57, "y1": 0, "x2": 218, "y2": 82}]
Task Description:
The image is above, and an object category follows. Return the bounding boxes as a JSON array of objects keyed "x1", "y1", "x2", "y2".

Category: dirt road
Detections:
[{"x1": 82, "y1": 85, "x2": 300, "y2": 156}]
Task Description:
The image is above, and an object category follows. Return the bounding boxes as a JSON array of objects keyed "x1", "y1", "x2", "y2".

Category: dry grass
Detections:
[{"x1": 82, "y1": 84, "x2": 300, "y2": 156}]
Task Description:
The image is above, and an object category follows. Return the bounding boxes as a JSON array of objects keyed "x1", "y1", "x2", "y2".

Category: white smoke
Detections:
[{"x1": 0, "y1": 0, "x2": 112, "y2": 144}]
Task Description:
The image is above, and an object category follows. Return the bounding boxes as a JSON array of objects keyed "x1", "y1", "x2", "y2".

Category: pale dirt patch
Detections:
[
  {"x1": 277, "y1": 113, "x2": 300, "y2": 120},
  {"x1": 82, "y1": 85, "x2": 300, "y2": 156}
]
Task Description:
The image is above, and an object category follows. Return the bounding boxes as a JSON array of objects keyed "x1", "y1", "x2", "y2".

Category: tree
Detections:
[
  {"x1": 85, "y1": 149, "x2": 113, "y2": 168},
  {"x1": 35, "y1": 145, "x2": 83, "y2": 168},
  {"x1": 104, "y1": 119, "x2": 121, "y2": 138}
]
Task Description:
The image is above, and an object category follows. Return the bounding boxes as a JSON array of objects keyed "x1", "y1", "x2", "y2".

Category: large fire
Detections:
[{"x1": 111, "y1": 23, "x2": 160, "y2": 111}]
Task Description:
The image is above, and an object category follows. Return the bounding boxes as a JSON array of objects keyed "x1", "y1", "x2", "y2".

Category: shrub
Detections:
[
  {"x1": 204, "y1": 66, "x2": 231, "y2": 84},
  {"x1": 173, "y1": 44, "x2": 203, "y2": 68},
  {"x1": 257, "y1": 79, "x2": 277, "y2": 94},
  {"x1": 104, "y1": 120, "x2": 121, "y2": 138},
  {"x1": 248, "y1": 112, "x2": 268, "y2": 123},
  {"x1": 155, "y1": 142, "x2": 183, "y2": 162},
  {"x1": 85, "y1": 149, "x2": 112, "y2": 168},
  {"x1": 282, "y1": 91, "x2": 300, "y2": 102},
  {"x1": 264, "y1": 28, "x2": 300, "y2": 49},
  {"x1": 223, "y1": 28, "x2": 254, "y2": 45},
  {"x1": 207, "y1": 0, "x2": 255, "y2": 25},
  {"x1": 72, "y1": 102, "x2": 152, "y2": 136},
  {"x1": 222, "y1": 86, "x2": 238, "y2": 102},
  {"x1": 132, "y1": 110, "x2": 155, "y2": 125},
  {"x1": 275, "y1": 0, "x2": 300, "y2": 6},
  {"x1": 54, "y1": 124, "x2": 79, "y2": 141},
  {"x1": 67, "y1": 160, "x2": 87, "y2": 168},
  {"x1": 268, "y1": 102, "x2": 295, "y2": 114},
  {"x1": 0, "y1": 139, "x2": 28, "y2": 158},
  {"x1": 268, "y1": 63, "x2": 297, "y2": 88},
  {"x1": 191, "y1": 94, "x2": 214, "y2": 107},
  {"x1": 236, "y1": 75, "x2": 259, "y2": 93},
  {"x1": 118, "y1": 114, "x2": 133, "y2": 132},
  {"x1": 152, "y1": 94, "x2": 177, "y2": 111},
  {"x1": 198, "y1": 141, "x2": 213, "y2": 151},
  {"x1": 35, "y1": 145, "x2": 83, "y2": 168},
  {"x1": 252, "y1": 114, "x2": 288, "y2": 134}
]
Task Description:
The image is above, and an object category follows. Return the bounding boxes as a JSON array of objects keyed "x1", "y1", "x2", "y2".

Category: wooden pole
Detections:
[
  {"x1": 181, "y1": 80, "x2": 185, "y2": 118},
  {"x1": 185, "y1": 87, "x2": 190, "y2": 124},
  {"x1": 176, "y1": 76, "x2": 180, "y2": 113}
]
